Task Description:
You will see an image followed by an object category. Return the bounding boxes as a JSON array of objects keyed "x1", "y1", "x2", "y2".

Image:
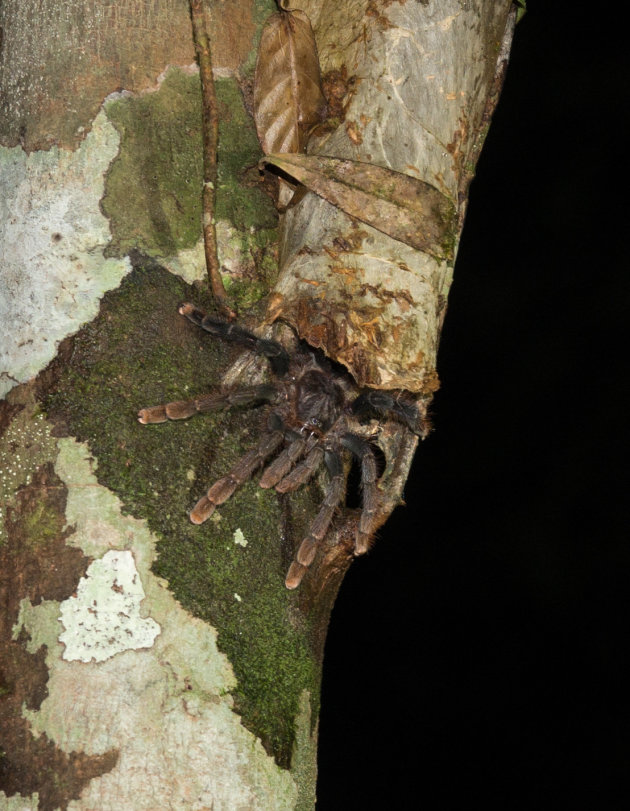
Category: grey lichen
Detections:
[
  {"x1": 0, "y1": 110, "x2": 130, "y2": 399},
  {"x1": 58, "y1": 550, "x2": 161, "y2": 663}
]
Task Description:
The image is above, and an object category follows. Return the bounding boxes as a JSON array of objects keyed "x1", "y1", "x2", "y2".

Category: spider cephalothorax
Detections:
[{"x1": 138, "y1": 303, "x2": 423, "y2": 588}]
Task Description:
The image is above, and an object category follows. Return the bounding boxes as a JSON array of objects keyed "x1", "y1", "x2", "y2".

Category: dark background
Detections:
[{"x1": 318, "y1": 3, "x2": 629, "y2": 808}]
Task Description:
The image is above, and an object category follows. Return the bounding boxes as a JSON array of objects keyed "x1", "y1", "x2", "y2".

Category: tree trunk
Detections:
[{"x1": 0, "y1": 1, "x2": 515, "y2": 807}]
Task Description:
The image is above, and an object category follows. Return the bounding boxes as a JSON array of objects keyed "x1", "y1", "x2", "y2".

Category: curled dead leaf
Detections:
[
  {"x1": 261, "y1": 154, "x2": 457, "y2": 260},
  {"x1": 253, "y1": 7, "x2": 327, "y2": 155}
]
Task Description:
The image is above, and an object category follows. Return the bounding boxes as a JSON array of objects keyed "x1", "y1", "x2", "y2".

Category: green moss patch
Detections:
[
  {"x1": 242, "y1": 0, "x2": 280, "y2": 77},
  {"x1": 102, "y1": 69, "x2": 277, "y2": 260},
  {"x1": 43, "y1": 257, "x2": 320, "y2": 768}
]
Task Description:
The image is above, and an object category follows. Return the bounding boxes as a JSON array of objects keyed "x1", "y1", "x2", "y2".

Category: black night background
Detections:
[{"x1": 318, "y1": 4, "x2": 629, "y2": 808}]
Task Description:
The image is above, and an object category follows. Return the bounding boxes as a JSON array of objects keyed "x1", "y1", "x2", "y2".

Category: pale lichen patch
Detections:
[
  {"x1": 234, "y1": 528, "x2": 248, "y2": 547},
  {"x1": 58, "y1": 550, "x2": 161, "y2": 663},
  {"x1": 0, "y1": 792, "x2": 40, "y2": 810},
  {"x1": 13, "y1": 598, "x2": 63, "y2": 658},
  {"x1": 0, "y1": 109, "x2": 131, "y2": 399}
]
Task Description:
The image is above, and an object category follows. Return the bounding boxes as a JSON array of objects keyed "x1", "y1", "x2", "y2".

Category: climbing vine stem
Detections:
[{"x1": 189, "y1": 0, "x2": 236, "y2": 320}]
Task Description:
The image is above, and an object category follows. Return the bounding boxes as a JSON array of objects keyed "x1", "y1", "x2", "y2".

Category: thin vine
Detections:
[{"x1": 189, "y1": 0, "x2": 236, "y2": 320}]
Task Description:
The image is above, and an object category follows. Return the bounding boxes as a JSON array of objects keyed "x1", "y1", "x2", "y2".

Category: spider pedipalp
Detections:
[{"x1": 138, "y1": 303, "x2": 423, "y2": 588}]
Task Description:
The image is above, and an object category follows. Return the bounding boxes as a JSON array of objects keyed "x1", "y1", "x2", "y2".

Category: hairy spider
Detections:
[{"x1": 138, "y1": 303, "x2": 422, "y2": 588}]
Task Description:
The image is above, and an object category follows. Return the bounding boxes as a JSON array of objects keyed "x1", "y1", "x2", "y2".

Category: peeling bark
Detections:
[
  {"x1": 270, "y1": 0, "x2": 515, "y2": 393},
  {"x1": 265, "y1": 0, "x2": 515, "y2": 601}
]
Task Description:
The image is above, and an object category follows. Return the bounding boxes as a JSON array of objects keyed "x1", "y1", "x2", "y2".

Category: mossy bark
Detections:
[{"x1": 0, "y1": 1, "x2": 515, "y2": 807}]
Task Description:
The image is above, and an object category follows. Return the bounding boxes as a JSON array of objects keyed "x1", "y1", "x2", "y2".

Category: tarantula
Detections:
[{"x1": 138, "y1": 303, "x2": 422, "y2": 588}]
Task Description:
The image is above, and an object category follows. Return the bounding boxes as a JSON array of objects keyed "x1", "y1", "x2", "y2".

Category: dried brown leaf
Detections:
[
  {"x1": 260, "y1": 154, "x2": 456, "y2": 260},
  {"x1": 253, "y1": 8, "x2": 327, "y2": 155}
]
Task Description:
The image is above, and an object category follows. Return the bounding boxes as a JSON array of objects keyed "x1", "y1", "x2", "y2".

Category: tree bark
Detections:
[{"x1": 0, "y1": 0, "x2": 515, "y2": 807}]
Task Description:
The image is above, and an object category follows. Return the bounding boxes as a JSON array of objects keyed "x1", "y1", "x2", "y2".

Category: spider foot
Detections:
[
  {"x1": 138, "y1": 405, "x2": 168, "y2": 424},
  {"x1": 352, "y1": 390, "x2": 427, "y2": 436},
  {"x1": 296, "y1": 535, "x2": 319, "y2": 567},
  {"x1": 285, "y1": 521, "x2": 373, "y2": 590},
  {"x1": 285, "y1": 560, "x2": 308, "y2": 590},
  {"x1": 354, "y1": 528, "x2": 372, "y2": 556},
  {"x1": 190, "y1": 495, "x2": 216, "y2": 524},
  {"x1": 190, "y1": 430, "x2": 285, "y2": 524}
]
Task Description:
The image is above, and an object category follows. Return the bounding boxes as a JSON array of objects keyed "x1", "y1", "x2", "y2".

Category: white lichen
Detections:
[
  {"x1": 233, "y1": 527, "x2": 248, "y2": 547},
  {"x1": 0, "y1": 109, "x2": 130, "y2": 398},
  {"x1": 58, "y1": 550, "x2": 161, "y2": 663}
]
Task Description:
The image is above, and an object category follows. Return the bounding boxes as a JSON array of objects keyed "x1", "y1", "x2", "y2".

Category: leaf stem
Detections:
[{"x1": 189, "y1": 0, "x2": 236, "y2": 320}]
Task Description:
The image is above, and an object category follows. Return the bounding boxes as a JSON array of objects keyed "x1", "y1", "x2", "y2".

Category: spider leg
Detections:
[
  {"x1": 259, "y1": 433, "x2": 310, "y2": 489},
  {"x1": 294, "y1": 450, "x2": 345, "y2": 567},
  {"x1": 274, "y1": 444, "x2": 325, "y2": 493},
  {"x1": 138, "y1": 384, "x2": 278, "y2": 424},
  {"x1": 341, "y1": 433, "x2": 379, "y2": 555},
  {"x1": 179, "y1": 302, "x2": 290, "y2": 376},
  {"x1": 189, "y1": 426, "x2": 284, "y2": 524},
  {"x1": 352, "y1": 390, "x2": 424, "y2": 435}
]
